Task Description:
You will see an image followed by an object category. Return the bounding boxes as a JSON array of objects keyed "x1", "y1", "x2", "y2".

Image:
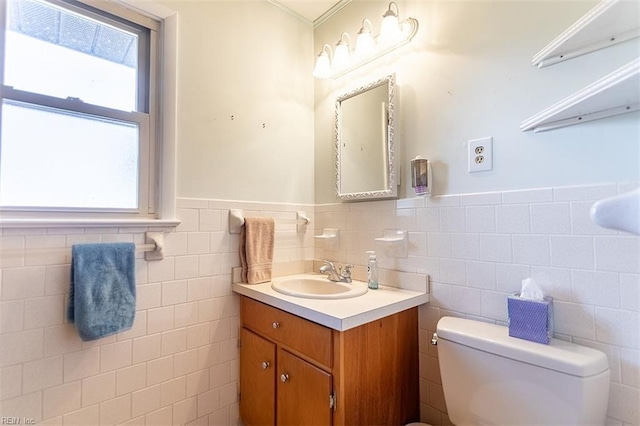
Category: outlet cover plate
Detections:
[{"x1": 468, "y1": 137, "x2": 493, "y2": 172}]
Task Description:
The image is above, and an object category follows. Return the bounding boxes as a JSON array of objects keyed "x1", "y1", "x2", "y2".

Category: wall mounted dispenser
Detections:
[{"x1": 411, "y1": 156, "x2": 431, "y2": 196}]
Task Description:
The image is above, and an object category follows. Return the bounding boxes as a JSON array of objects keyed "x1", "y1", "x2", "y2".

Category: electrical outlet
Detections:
[{"x1": 468, "y1": 137, "x2": 493, "y2": 172}]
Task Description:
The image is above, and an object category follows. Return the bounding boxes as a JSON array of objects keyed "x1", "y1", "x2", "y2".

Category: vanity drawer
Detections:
[{"x1": 241, "y1": 297, "x2": 333, "y2": 368}]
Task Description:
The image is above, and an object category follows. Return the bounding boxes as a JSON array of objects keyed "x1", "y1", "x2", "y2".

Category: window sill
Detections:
[{"x1": 0, "y1": 217, "x2": 181, "y2": 229}]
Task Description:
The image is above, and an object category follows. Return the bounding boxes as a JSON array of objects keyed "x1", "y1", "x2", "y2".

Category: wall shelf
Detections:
[
  {"x1": 532, "y1": 0, "x2": 640, "y2": 68},
  {"x1": 522, "y1": 0, "x2": 640, "y2": 132},
  {"x1": 520, "y1": 58, "x2": 640, "y2": 132}
]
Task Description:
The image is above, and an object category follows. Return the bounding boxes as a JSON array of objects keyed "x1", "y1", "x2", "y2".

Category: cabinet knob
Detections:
[
  {"x1": 261, "y1": 361, "x2": 270, "y2": 370},
  {"x1": 272, "y1": 322, "x2": 280, "y2": 329},
  {"x1": 280, "y1": 373, "x2": 289, "y2": 383}
]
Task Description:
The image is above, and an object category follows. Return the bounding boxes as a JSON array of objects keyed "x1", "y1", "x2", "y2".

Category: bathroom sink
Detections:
[{"x1": 271, "y1": 274, "x2": 368, "y2": 299}]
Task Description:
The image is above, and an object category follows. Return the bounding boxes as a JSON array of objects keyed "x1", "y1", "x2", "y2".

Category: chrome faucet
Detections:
[{"x1": 319, "y1": 260, "x2": 353, "y2": 283}]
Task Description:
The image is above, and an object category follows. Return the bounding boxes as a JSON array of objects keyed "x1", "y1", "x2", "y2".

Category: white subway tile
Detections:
[
  {"x1": 512, "y1": 235, "x2": 550, "y2": 266},
  {"x1": 219, "y1": 338, "x2": 238, "y2": 363},
  {"x1": 100, "y1": 340, "x2": 132, "y2": 372},
  {"x1": 162, "y1": 280, "x2": 188, "y2": 306},
  {"x1": 187, "y1": 277, "x2": 212, "y2": 302},
  {"x1": 620, "y1": 274, "x2": 639, "y2": 312},
  {"x1": 210, "y1": 362, "x2": 231, "y2": 389},
  {"x1": 550, "y1": 236, "x2": 594, "y2": 269},
  {"x1": 173, "y1": 397, "x2": 198, "y2": 425},
  {"x1": 416, "y1": 208, "x2": 440, "y2": 232},
  {"x1": 0, "y1": 391, "x2": 43, "y2": 423},
  {"x1": 397, "y1": 197, "x2": 425, "y2": 209},
  {"x1": 460, "y1": 192, "x2": 501, "y2": 206},
  {"x1": 607, "y1": 383, "x2": 639, "y2": 424},
  {"x1": 45, "y1": 265, "x2": 71, "y2": 296},
  {"x1": 496, "y1": 204, "x2": 530, "y2": 234},
  {"x1": 44, "y1": 324, "x2": 81, "y2": 357},
  {"x1": 530, "y1": 266, "x2": 573, "y2": 302},
  {"x1": 451, "y1": 286, "x2": 482, "y2": 316},
  {"x1": 174, "y1": 349, "x2": 199, "y2": 377},
  {"x1": 554, "y1": 184, "x2": 617, "y2": 202},
  {"x1": 187, "y1": 323, "x2": 211, "y2": 349},
  {"x1": 1, "y1": 300, "x2": 24, "y2": 334},
  {"x1": 0, "y1": 365, "x2": 22, "y2": 400},
  {"x1": 147, "y1": 258, "x2": 175, "y2": 283},
  {"x1": 427, "y1": 233, "x2": 452, "y2": 258},
  {"x1": 162, "y1": 328, "x2": 187, "y2": 356},
  {"x1": 197, "y1": 388, "x2": 220, "y2": 417},
  {"x1": 439, "y1": 207, "x2": 465, "y2": 232},
  {"x1": 595, "y1": 237, "x2": 640, "y2": 273},
  {"x1": 198, "y1": 254, "x2": 221, "y2": 277},
  {"x1": 451, "y1": 234, "x2": 479, "y2": 260},
  {"x1": 22, "y1": 356, "x2": 63, "y2": 394},
  {"x1": 176, "y1": 209, "x2": 199, "y2": 232},
  {"x1": 147, "y1": 306, "x2": 174, "y2": 334},
  {"x1": 2, "y1": 267, "x2": 46, "y2": 300},
  {"x1": 175, "y1": 302, "x2": 199, "y2": 328},
  {"x1": 427, "y1": 195, "x2": 460, "y2": 207},
  {"x1": 163, "y1": 232, "x2": 188, "y2": 257},
  {"x1": 210, "y1": 406, "x2": 231, "y2": 425},
  {"x1": 466, "y1": 261, "x2": 496, "y2": 290},
  {"x1": 63, "y1": 347, "x2": 99, "y2": 382},
  {"x1": 132, "y1": 334, "x2": 161, "y2": 364},
  {"x1": 531, "y1": 203, "x2": 571, "y2": 234},
  {"x1": 186, "y1": 370, "x2": 209, "y2": 398},
  {"x1": 1, "y1": 329, "x2": 43, "y2": 367},
  {"x1": 502, "y1": 188, "x2": 553, "y2": 204},
  {"x1": 160, "y1": 376, "x2": 186, "y2": 406},
  {"x1": 117, "y1": 311, "x2": 147, "y2": 341},
  {"x1": 571, "y1": 270, "x2": 620, "y2": 308},
  {"x1": 198, "y1": 343, "x2": 221, "y2": 370},
  {"x1": 146, "y1": 356, "x2": 174, "y2": 386},
  {"x1": 116, "y1": 363, "x2": 147, "y2": 396},
  {"x1": 24, "y1": 295, "x2": 64, "y2": 329},
  {"x1": 395, "y1": 209, "x2": 417, "y2": 232},
  {"x1": 478, "y1": 234, "x2": 512, "y2": 263},
  {"x1": 82, "y1": 372, "x2": 116, "y2": 406},
  {"x1": 63, "y1": 405, "x2": 99, "y2": 426},
  {"x1": 439, "y1": 260, "x2": 466, "y2": 286},
  {"x1": 131, "y1": 384, "x2": 161, "y2": 418},
  {"x1": 210, "y1": 318, "x2": 232, "y2": 343},
  {"x1": 219, "y1": 381, "x2": 237, "y2": 407},
  {"x1": 137, "y1": 283, "x2": 161, "y2": 310},
  {"x1": 465, "y1": 206, "x2": 496, "y2": 233},
  {"x1": 200, "y1": 210, "x2": 222, "y2": 232},
  {"x1": 553, "y1": 301, "x2": 596, "y2": 340},
  {"x1": 407, "y1": 232, "x2": 427, "y2": 257},
  {"x1": 596, "y1": 307, "x2": 639, "y2": 349},
  {"x1": 187, "y1": 233, "x2": 211, "y2": 255},
  {"x1": 496, "y1": 263, "x2": 530, "y2": 294},
  {"x1": 175, "y1": 256, "x2": 199, "y2": 280},
  {"x1": 198, "y1": 299, "x2": 224, "y2": 323},
  {"x1": 99, "y1": 394, "x2": 132, "y2": 425},
  {"x1": 480, "y1": 291, "x2": 508, "y2": 322},
  {"x1": 620, "y1": 348, "x2": 639, "y2": 388},
  {"x1": 43, "y1": 381, "x2": 81, "y2": 419},
  {"x1": 146, "y1": 406, "x2": 173, "y2": 426}
]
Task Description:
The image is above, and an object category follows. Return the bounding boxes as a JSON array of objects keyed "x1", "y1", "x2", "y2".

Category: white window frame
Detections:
[{"x1": 0, "y1": 0, "x2": 179, "y2": 228}]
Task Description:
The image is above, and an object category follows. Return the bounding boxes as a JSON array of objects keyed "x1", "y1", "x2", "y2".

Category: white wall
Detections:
[
  {"x1": 314, "y1": 0, "x2": 640, "y2": 203},
  {"x1": 168, "y1": 0, "x2": 316, "y2": 204}
]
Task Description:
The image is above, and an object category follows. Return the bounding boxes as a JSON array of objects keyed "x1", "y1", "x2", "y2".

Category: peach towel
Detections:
[{"x1": 240, "y1": 217, "x2": 275, "y2": 284}]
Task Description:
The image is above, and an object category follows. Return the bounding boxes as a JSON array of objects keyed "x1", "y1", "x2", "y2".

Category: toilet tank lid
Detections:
[{"x1": 436, "y1": 317, "x2": 609, "y2": 377}]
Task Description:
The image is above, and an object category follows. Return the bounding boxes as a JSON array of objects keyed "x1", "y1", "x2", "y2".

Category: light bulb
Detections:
[
  {"x1": 355, "y1": 19, "x2": 376, "y2": 60},
  {"x1": 379, "y1": 2, "x2": 403, "y2": 46},
  {"x1": 312, "y1": 45, "x2": 332, "y2": 79}
]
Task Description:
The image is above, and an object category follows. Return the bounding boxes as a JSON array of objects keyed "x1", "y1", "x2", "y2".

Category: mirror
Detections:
[{"x1": 336, "y1": 74, "x2": 397, "y2": 200}]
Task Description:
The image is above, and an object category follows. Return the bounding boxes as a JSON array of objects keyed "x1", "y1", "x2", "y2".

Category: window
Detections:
[{"x1": 0, "y1": 0, "x2": 161, "y2": 220}]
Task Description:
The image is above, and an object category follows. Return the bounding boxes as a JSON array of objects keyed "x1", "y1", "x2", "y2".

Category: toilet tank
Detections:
[{"x1": 436, "y1": 317, "x2": 609, "y2": 426}]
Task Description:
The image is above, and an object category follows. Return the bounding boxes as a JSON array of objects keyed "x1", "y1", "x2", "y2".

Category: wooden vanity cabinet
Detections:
[{"x1": 239, "y1": 296, "x2": 419, "y2": 426}]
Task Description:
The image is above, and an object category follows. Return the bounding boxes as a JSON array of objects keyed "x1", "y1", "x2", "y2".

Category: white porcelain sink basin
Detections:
[{"x1": 271, "y1": 274, "x2": 368, "y2": 299}]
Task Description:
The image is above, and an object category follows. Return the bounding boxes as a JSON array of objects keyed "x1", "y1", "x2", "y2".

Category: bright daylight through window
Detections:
[{"x1": 0, "y1": 0, "x2": 157, "y2": 214}]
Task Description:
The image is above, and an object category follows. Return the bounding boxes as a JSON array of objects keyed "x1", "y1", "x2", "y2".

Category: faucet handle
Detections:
[
  {"x1": 322, "y1": 259, "x2": 335, "y2": 268},
  {"x1": 341, "y1": 264, "x2": 354, "y2": 277}
]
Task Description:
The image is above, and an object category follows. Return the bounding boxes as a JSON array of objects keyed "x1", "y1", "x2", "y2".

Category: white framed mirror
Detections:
[{"x1": 335, "y1": 74, "x2": 397, "y2": 201}]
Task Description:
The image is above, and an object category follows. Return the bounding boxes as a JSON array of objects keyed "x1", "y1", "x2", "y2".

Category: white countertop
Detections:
[{"x1": 232, "y1": 276, "x2": 429, "y2": 331}]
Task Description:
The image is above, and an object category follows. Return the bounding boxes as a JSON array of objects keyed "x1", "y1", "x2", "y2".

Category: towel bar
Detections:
[
  {"x1": 0, "y1": 231, "x2": 165, "y2": 261},
  {"x1": 228, "y1": 209, "x2": 310, "y2": 234}
]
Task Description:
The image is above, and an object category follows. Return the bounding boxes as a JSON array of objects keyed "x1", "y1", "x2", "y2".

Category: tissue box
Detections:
[{"x1": 507, "y1": 293, "x2": 554, "y2": 344}]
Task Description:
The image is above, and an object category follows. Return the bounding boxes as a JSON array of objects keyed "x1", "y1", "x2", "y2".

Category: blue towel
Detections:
[{"x1": 68, "y1": 243, "x2": 136, "y2": 341}]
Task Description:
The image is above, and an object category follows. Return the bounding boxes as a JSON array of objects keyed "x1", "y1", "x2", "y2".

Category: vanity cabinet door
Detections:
[
  {"x1": 277, "y1": 348, "x2": 333, "y2": 426},
  {"x1": 240, "y1": 328, "x2": 276, "y2": 426}
]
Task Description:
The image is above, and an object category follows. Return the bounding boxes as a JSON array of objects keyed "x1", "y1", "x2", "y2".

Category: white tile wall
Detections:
[
  {"x1": 0, "y1": 199, "x2": 313, "y2": 425},
  {"x1": 1, "y1": 184, "x2": 638, "y2": 425},
  {"x1": 316, "y1": 182, "x2": 639, "y2": 426}
]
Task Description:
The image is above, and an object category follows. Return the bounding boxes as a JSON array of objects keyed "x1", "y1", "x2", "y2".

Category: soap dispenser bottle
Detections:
[{"x1": 366, "y1": 251, "x2": 379, "y2": 289}]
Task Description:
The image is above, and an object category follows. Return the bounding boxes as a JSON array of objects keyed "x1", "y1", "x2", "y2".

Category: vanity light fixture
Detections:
[
  {"x1": 313, "y1": 2, "x2": 419, "y2": 79},
  {"x1": 312, "y1": 44, "x2": 333, "y2": 79}
]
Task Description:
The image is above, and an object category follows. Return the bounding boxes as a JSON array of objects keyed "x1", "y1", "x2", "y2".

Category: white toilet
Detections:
[{"x1": 431, "y1": 316, "x2": 610, "y2": 425}]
